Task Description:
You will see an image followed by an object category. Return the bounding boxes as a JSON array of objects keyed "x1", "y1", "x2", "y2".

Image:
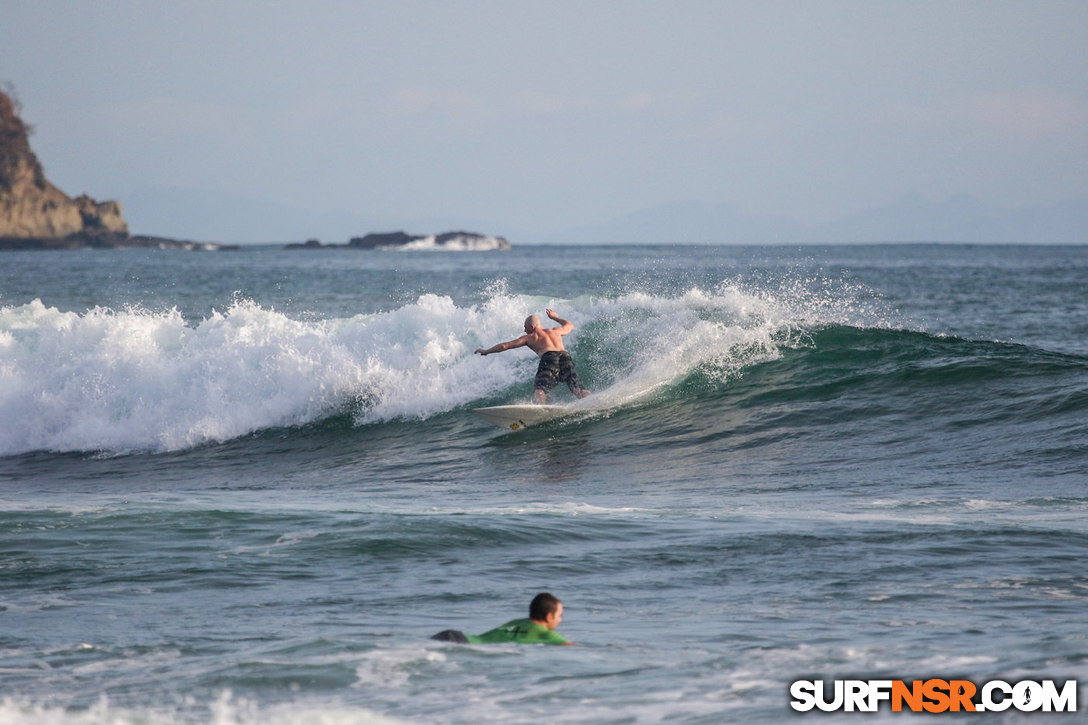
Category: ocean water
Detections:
[{"x1": 0, "y1": 243, "x2": 1085, "y2": 723}]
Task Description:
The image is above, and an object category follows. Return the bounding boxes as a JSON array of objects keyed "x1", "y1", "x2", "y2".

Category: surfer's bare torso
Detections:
[{"x1": 474, "y1": 308, "x2": 572, "y2": 357}]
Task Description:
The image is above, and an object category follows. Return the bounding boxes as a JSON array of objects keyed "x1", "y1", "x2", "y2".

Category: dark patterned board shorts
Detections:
[{"x1": 534, "y1": 351, "x2": 587, "y2": 395}]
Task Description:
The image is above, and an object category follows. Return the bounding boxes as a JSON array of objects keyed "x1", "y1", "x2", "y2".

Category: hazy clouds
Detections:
[{"x1": 4, "y1": 1, "x2": 1086, "y2": 239}]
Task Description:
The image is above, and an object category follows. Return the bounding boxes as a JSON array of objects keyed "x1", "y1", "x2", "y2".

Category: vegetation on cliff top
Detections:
[{"x1": 0, "y1": 86, "x2": 47, "y2": 193}]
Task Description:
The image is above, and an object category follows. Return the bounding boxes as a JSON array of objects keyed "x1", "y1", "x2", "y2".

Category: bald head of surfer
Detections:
[{"x1": 475, "y1": 308, "x2": 591, "y2": 404}]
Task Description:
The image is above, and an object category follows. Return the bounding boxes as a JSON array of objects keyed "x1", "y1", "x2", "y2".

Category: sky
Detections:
[{"x1": 3, "y1": 0, "x2": 1087, "y2": 241}]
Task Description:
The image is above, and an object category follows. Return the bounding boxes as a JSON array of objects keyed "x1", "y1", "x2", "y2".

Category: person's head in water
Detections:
[
  {"x1": 529, "y1": 592, "x2": 563, "y2": 630},
  {"x1": 524, "y1": 314, "x2": 541, "y2": 333}
]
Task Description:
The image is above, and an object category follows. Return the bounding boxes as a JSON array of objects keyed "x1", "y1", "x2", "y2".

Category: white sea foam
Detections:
[
  {"x1": 388, "y1": 234, "x2": 510, "y2": 252},
  {"x1": 0, "y1": 694, "x2": 410, "y2": 725},
  {"x1": 0, "y1": 299, "x2": 365, "y2": 454},
  {"x1": 422, "y1": 501, "x2": 656, "y2": 517}
]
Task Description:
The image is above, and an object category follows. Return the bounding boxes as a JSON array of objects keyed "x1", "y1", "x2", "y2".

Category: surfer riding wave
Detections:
[{"x1": 475, "y1": 308, "x2": 591, "y2": 405}]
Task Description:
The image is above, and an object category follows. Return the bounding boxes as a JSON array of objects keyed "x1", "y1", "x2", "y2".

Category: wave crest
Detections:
[{"x1": 0, "y1": 279, "x2": 898, "y2": 455}]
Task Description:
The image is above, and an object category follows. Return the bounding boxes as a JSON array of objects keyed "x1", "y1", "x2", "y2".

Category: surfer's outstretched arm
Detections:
[{"x1": 475, "y1": 335, "x2": 529, "y2": 356}]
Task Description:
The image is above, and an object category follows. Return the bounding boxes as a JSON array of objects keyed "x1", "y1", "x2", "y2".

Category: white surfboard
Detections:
[{"x1": 472, "y1": 404, "x2": 569, "y2": 430}]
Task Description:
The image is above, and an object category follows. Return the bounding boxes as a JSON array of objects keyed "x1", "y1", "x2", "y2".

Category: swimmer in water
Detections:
[{"x1": 431, "y1": 592, "x2": 572, "y2": 645}]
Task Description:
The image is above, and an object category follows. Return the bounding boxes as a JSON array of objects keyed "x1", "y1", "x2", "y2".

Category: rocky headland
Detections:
[
  {"x1": 2, "y1": 88, "x2": 506, "y2": 251},
  {"x1": 0, "y1": 88, "x2": 233, "y2": 251}
]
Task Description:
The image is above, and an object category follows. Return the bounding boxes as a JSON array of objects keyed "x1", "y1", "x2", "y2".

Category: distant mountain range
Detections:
[
  {"x1": 809, "y1": 195, "x2": 1088, "y2": 245},
  {"x1": 550, "y1": 196, "x2": 1088, "y2": 245},
  {"x1": 121, "y1": 187, "x2": 1088, "y2": 245}
]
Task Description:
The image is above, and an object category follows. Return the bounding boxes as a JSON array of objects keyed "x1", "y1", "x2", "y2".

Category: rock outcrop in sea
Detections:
[
  {"x1": 0, "y1": 88, "x2": 231, "y2": 250},
  {"x1": 287, "y1": 231, "x2": 512, "y2": 251}
]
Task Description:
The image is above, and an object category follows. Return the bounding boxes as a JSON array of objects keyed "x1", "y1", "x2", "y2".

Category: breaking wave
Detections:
[{"x1": 3, "y1": 276, "x2": 1080, "y2": 456}]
